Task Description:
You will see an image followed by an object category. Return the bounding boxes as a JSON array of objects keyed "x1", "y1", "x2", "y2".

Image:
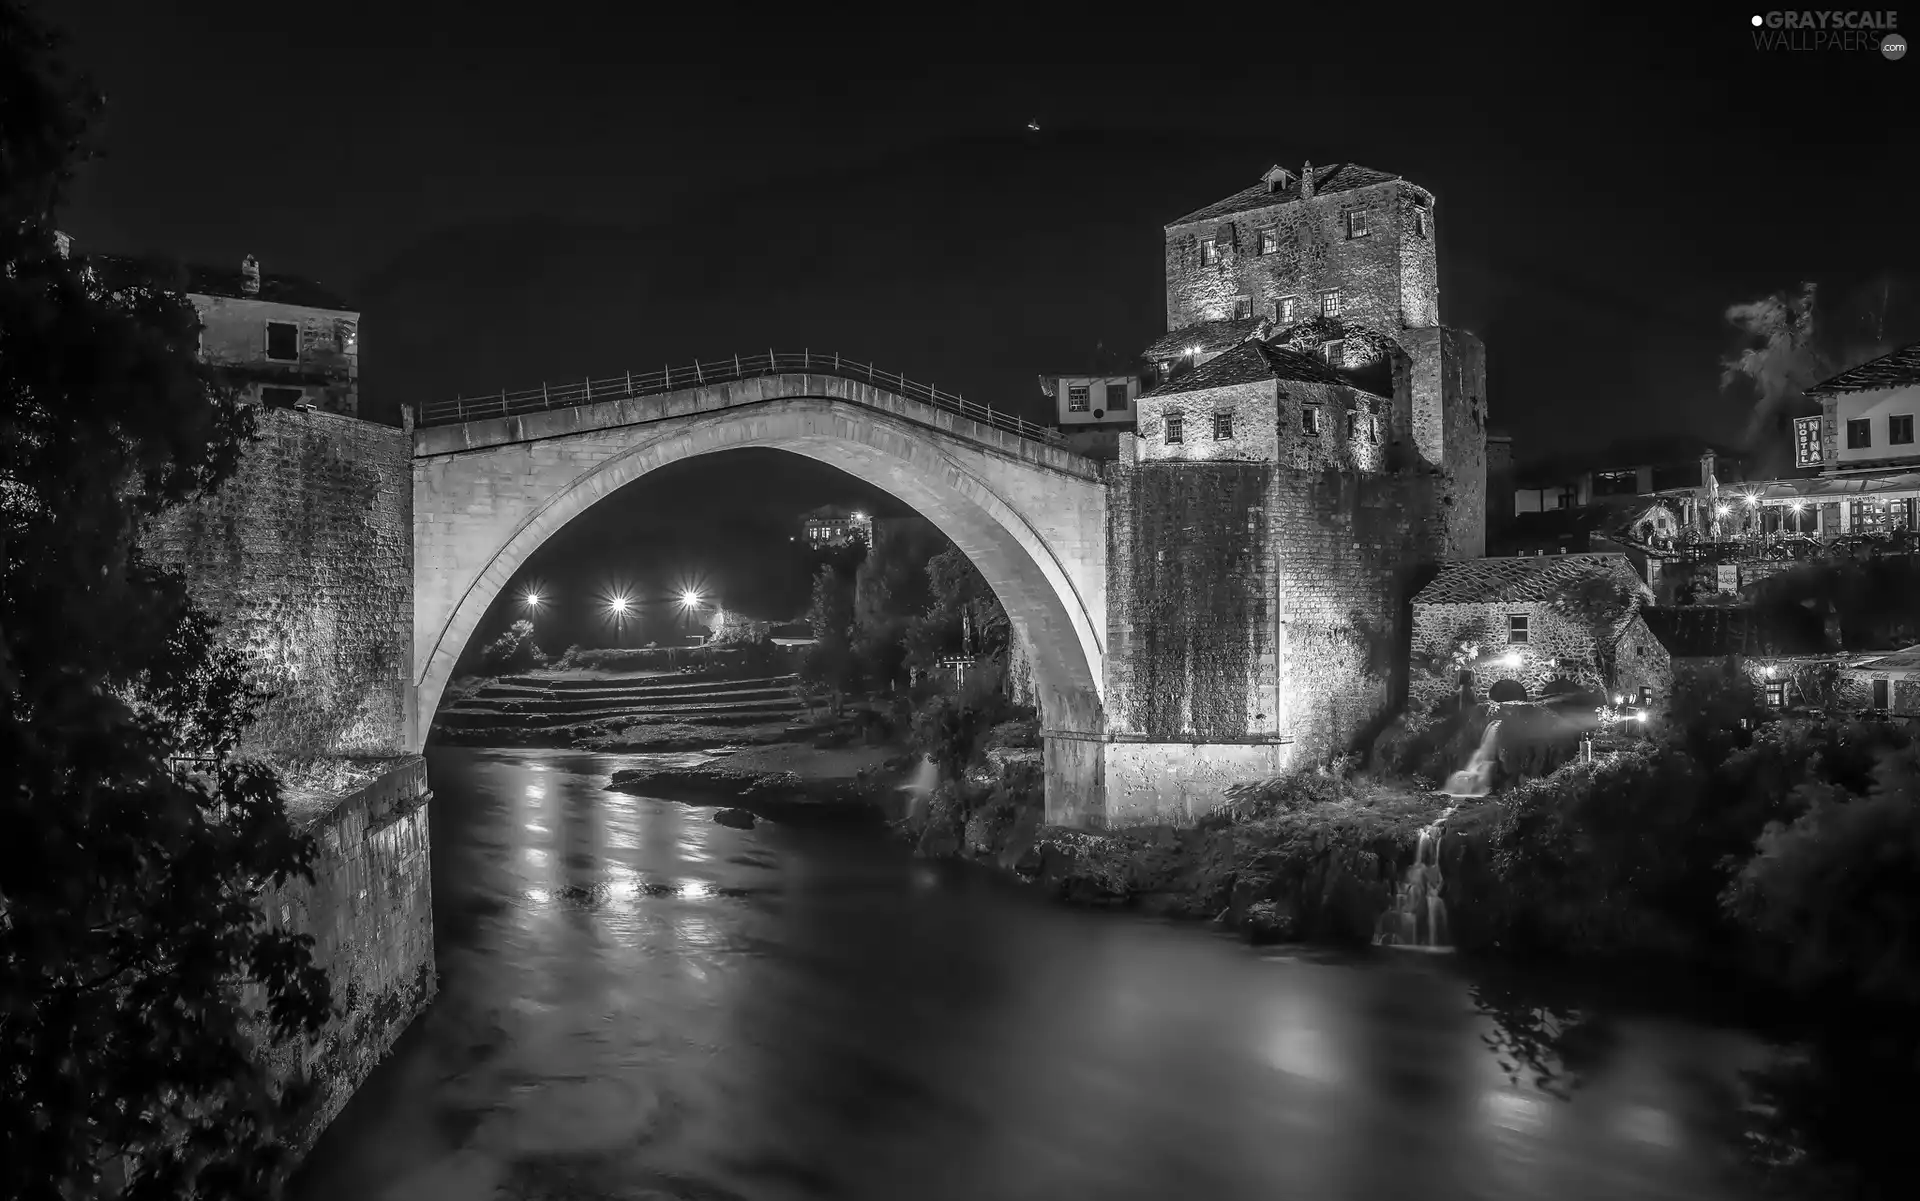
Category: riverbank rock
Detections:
[{"x1": 713, "y1": 808, "x2": 757, "y2": 829}]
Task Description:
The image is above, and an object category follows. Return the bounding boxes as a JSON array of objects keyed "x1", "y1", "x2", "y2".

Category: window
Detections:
[
  {"x1": 1891, "y1": 414, "x2": 1915, "y2": 445},
  {"x1": 1593, "y1": 468, "x2": 1638, "y2": 497},
  {"x1": 1259, "y1": 227, "x2": 1278, "y2": 255},
  {"x1": 1324, "y1": 339, "x2": 1344, "y2": 366},
  {"x1": 1346, "y1": 209, "x2": 1370, "y2": 238},
  {"x1": 1414, "y1": 205, "x2": 1430, "y2": 238},
  {"x1": 1346, "y1": 411, "x2": 1360, "y2": 439},
  {"x1": 1764, "y1": 680, "x2": 1786, "y2": 707},
  {"x1": 1165, "y1": 412, "x2": 1185, "y2": 444},
  {"x1": 1321, "y1": 290, "x2": 1342, "y2": 317},
  {"x1": 1301, "y1": 406, "x2": 1320, "y2": 436},
  {"x1": 1067, "y1": 384, "x2": 1090, "y2": 413},
  {"x1": 260, "y1": 386, "x2": 304, "y2": 409},
  {"x1": 1873, "y1": 678, "x2": 1891, "y2": 709},
  {"x1": 1199, "y1": 239, "x2": 1219, "y2": 266},
  {"x1": 1847, "y1": 418, "x2": 1872, "y2": 449},
  {"x1": 1104, "y1": 382, "x2": 1130, "y2": 412},
  {"x1": 1508, "y1": 614, "x2": 1529, "y2": 644},
  {"x1": 1637, "y1": 686, "x2": 1653, "y2": 706},
  {"x1": 1279, "y1": 297, "x2": 1298, "y2": 323},
  {"x1": 1368, "y1": 416, "x2": 1379, "y2": 444},
  {"x1": 265, "y1": 321, "x2": 299, "y2": 362},
  {"x1": 1213, "y1": 410, "x2": 1235, "y2": 440},
  {"x1": 1233, "y1": 296, "x2": 1253, "y2": 321}
]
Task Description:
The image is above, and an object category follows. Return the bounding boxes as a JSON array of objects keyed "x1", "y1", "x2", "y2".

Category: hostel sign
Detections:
[{"x1": 1793, "y1": 414, "x2": 1823, "y2": 469}]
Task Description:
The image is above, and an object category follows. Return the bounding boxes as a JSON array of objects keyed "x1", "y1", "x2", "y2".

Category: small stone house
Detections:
[
  {"x1": 1409, "y1": 553, "x2": 1660, "y2": 709},
  {"x1": 1844, "y1": 644, "x2": 1920, "y2": 717},
  {"x1": 1637, "y1": 605, "x2": 1865, "y2": 713}
]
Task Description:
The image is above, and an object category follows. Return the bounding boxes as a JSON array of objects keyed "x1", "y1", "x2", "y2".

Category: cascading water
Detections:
[
  {"x1": 897, "y1": 756, "x2": 940, "y2": 820},
  {"x1": 1373, "y1": 816, "x2": 1453, "y2": 948},
  {"x1": 1440, "y1": 719, "x2": 1502, "y2": 799}
]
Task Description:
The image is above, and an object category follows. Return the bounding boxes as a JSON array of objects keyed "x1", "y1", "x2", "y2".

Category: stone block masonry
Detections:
[
  {"x1": 142, "y1": 407, "x2": 414, "y2": 758},
  {"x1": 251, "y1": 756, "x2": 434, "y2": 1173}
]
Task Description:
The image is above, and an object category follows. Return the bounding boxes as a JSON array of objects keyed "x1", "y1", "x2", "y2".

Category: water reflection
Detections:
[{"x1": 294, "y1": 748, "x2": 1790, "y2": 1201}]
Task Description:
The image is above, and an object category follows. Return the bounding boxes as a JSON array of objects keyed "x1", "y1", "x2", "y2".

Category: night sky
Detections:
[{"x1": 52, "y1": 3, "x2": 1920, "y2": 630}]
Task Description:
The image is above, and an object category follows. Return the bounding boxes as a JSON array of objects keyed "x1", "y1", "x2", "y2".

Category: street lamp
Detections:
[
  {"x1": 678, "y1": 589, "x2": 704, "y2": 636},
  {"x1": 522, "y1": 588, "x2": 544, "y2": 612}
]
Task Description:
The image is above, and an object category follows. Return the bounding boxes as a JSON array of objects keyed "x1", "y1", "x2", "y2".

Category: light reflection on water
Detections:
[{"x1": 292, "y1": 747, "x2": 1767, "y2": 1201}]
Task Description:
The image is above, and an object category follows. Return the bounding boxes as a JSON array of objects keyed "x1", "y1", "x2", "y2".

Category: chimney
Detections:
[
  {"x1": 1299, "y1": 161, "x2": 1315, "y2": 200},
  {"x1": 241, "y1": 255, "x2": 260, "y2": 296}
]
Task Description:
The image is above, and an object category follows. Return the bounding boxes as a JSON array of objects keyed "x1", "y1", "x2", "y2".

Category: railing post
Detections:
[
  {"x1": 500, "y1": 389, "x2": 507, "y2": 417},
  {"x1": 625, "y1": 371, "x2": 633, "y2": 396},
  {"x1": 583, "y1": 378, "x2": 591, "y2": 402},
  {"x1": 695, "y1": 360, "x2": 703, "y2": 383},
  {"x1": 542, "y1": 382, "x2": 549, "y2": 408},
  {"x1": 735, "y1": 354, "x2": 741, "y2": 376}
]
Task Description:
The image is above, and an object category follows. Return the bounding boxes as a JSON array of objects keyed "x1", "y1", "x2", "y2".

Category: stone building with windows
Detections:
[
  {"x1": 83, "y1": 248, "x2": 361, "y2": 417},
  {"x1": 1098, "y1": 159, "x2": 1490, "y2": 811},
  {"x1": 1408, "y1": 553, "x2": 1661, "y2": 711}
]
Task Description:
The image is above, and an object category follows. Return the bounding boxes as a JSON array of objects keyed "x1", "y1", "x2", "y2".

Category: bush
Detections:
[
  {"x1": 1722, "y1": 746, "x2": 1920, "y2": 1010},
  {"x1": 909, "y1": 661, "x2": 1014, "y2": 778},
  {"x1": 476, "y1": 618, "x2": 544, "y2": 675}
]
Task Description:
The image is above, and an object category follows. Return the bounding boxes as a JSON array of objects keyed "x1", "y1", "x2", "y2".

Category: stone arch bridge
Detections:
[{"x1": 411, "y1": 352, "x2": 1112, "y2": 823}]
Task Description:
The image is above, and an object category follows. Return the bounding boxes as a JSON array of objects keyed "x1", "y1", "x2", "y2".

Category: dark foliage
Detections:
[
  {"x1": 474, "y1": 618, "x2": 545, "y2": 675},
  {"x1": 1, "y1": 6, "x2": 331, "y2": 1194}
]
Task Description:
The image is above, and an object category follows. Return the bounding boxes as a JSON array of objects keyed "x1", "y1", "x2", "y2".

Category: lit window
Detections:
[
  {"x1": 1259, "y1": 227, "x2": 1279, "y2": 255},
  {"x1": 1279, "y1": 297, "x2": 1298, "y2": 323},
  {"x1": 1301, "y1": 406, "x2": 1320, "y2": 436},
  {"x1": 1165, "y1": 412, "x2": 1185, "y2": 444},
  {"x1": 1891, "y1": 414, "x2": 1915, "y2": 445},
  {"x1": 1199, "y1": 239, "x2": 1219, "y2": 266},
  {"x1": 1213, "y1": 410, "x2": 1235, "y2": 440},
  {"x1": 1414, "y1": 205, "x2": 1430, "y2": 238},
  {"x1": 1067, "y1": 384, "x2": 1090, "y2": 413},
  {"x1": 1847, "y1": 418, "x2": 1871, "y2": 449},
  {"x1": 1324, "y1": 339, "x2": 1344, "y2": 366},
  {"x1": 265, "y1": 321, "x2": 299, "y2": 362},
  {"x1": 1104, "y1": 382, "x2": 1130, "y2": 412},
  {"x1": 1233, "y1": 296, "x2": 1253, "y2": 321},
  {"x1": 1508, "y1": 614, "x2": 1529, "y2": 644},
  {"x1": 1321, "y1": 290, "x2": 1342, "y2": 317},
  {"x1": 1347, "y1": 210, "x2": 1370, "y2": 239},
  {"x1": 1764, "y1": 680, "x2": 1786, "y2": 707}
]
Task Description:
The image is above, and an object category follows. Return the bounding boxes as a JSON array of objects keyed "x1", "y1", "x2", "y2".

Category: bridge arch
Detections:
[{"x1": 413, "y1": 385, "x2": 1108, "y2": 818}]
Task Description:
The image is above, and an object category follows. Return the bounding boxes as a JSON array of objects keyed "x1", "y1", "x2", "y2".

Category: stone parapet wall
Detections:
[{"x1": 253, "y1": 755, "x2": 435, "y2": 1168}]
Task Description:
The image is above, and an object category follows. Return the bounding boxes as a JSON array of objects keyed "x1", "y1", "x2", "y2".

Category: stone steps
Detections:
[
  {"x1": 433, "y1": 671, "x2": 813, "y2": 737},
  {"x1": 434, "y1": 703, "x2": 806, "y2": 731},
  {"x1": 448, "y1": 685, "x2": 799, "y2": 715}
]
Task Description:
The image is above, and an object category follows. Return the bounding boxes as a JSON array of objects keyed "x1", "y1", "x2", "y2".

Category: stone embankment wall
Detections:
[
  {"x1": 255, "y1": 757, "x2": 435, "y2": 1166},
  {"x1": 141, "y1": 407, "x2": 414, "y2": 757}
]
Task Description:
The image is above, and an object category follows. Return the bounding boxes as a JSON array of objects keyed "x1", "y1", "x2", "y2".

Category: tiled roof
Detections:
[
  {"x1": 1639, "y1": 605, "x2": 1829, "y2": 658},
  {"x1": 1854, "y1": 644, "x2": 1920, "y2": 672},
  {"x1": 1168, "y1": 163, "x2": 1407, "y2": 227},
  {"x1": 1805, "y1": 340, "x2": 1920, "y2": 396},
  {"x1": 1141, "y1": 340, "x2": 1359, "y2": 399},
  {"x1": 1412, "y1": 553, "x2": 1646, "y2": 605},
  {"x1": 85, "y1": 253, "x2": 355, "y2": 311},
  {"x1": 1143, "y1": 316, "x2": 1266, "y2": 361}
]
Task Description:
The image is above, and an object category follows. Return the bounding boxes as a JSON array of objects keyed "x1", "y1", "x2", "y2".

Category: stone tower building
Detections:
[{"x1": 1101, "y1": 161, "x2": 1488, "y2": 821}]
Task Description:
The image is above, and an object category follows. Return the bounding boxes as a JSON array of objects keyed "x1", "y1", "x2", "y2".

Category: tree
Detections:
[
  {"x1": 801, "y1": 562, "x2": 859, "y2": 712},
  {"x1": 1, "y1": 5, "x2": 330, "y2": 1197},
  {"x1": 849, "y1": 517, "x2": 941, "y2": 693},
  {"x1": 904, "y1": 545, "x2": 1009, "y2": 678}
]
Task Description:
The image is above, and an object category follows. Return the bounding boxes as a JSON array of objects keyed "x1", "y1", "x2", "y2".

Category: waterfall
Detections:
[
  {"x1": 1373, "y1": 816, "x2": 1454, "y2": 949},
  {"x1": 897, "y1": 756, "x2": 939, "y2": 820},
  {"x1": 1440, "y1": 719, "x2": 1502, "y2": 799}
]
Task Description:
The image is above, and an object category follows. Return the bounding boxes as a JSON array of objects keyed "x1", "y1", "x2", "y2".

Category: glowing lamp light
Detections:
[
  {"x1": 522, "y1": 589, "x2": 543, "y2": 609},
  {"x1": 1762, "y1": 664, "x2": 1777, "y2": 678},
  {"x1": 1635, "y1": 712, "x2": 1648, "y2": 722},
  {"x1": 607, "y1": 596, "x2": 630, "y2": 615},
  {"x1": 1713, "y1": 504, "x2": 1730, "y2": 518},
  {"x1": 1614, "y1": 694, "x2": 1625, "y2": 705},
  {"x1": 1500, "y1": 652, "x2": 1523, "y2": 669},
  {"x1": 679, "y1": 589, "x2": 704, "y2": 609},
  {"x1": 1789, "y1": 500, "x2": 1807, "y2": 513},
  {"x1": 1186, "y1": 345, "x2": 1201, "y2": 357},
  {"x1": 1744, "y1": 494, "x2": 1760, "y2": 507}
]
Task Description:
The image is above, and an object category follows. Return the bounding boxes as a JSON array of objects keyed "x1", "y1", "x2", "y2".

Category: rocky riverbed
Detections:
[{"x1": 605, "y1": 741, "x2": 907, "y2": 826}]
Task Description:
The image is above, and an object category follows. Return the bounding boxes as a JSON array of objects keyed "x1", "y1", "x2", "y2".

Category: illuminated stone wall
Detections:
[
  {"x1": 1409, "y1": 600, "x2": 1669, "y2": 711},
  {"x1": 143, "y1": 407, "x2": 413, "y2": 759},
  {"x1": 253, "y1": 758, "x2": 434, "y2": 1168},
  {"x1": 1163, "y1": 179, "x2": 1438, "y2": 333}
]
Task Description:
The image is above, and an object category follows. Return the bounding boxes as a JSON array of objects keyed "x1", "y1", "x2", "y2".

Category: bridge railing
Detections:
[{"x1": 416, "y1": 351, "x2": 1064, "y2": 444}]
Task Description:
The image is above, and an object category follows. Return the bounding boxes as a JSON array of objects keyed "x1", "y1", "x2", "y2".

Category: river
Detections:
[{"x1": 290, "y1": 747, "x2": 1777, "y2": 1201}]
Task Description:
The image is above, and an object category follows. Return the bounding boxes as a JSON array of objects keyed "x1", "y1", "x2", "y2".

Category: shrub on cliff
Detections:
[
  {"x1": 910, "y1": 661, "x2": 1014, "y2": 778},
  {"x1": 1, "y1": 8, "x2": 331, "y2": 1194},
  {"x1": 1722, "y1": 746, "x2": 1920, "y2": 1011},
  {"x1": 475, "y1": 618, "x2": 545, "y2": 675}
]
